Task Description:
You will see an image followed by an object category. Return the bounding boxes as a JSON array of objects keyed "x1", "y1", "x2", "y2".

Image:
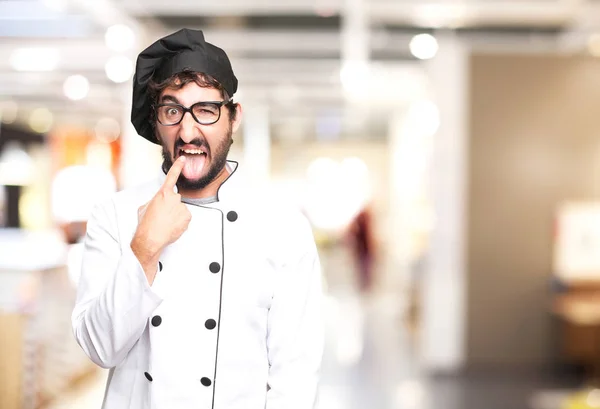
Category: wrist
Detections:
[
  {"x1": 131, "y1": 233, "x2": 162, "y2": 284},
  {"x1": 131, "y1": 230, "x2": 161, "y2": 258}
]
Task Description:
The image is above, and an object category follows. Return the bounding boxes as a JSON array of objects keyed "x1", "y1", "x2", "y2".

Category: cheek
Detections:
[
  {"x1": 158, "y1": 127, "x2": 178, "y2": 148},
  {"x1": 202, "y1": 126, "x2": 229, "y2": 150}
]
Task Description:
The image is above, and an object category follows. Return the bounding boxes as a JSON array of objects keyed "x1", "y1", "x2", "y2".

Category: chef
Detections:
[{"x1": 71, "y1": 28, "x2": 324, "y2": 409}]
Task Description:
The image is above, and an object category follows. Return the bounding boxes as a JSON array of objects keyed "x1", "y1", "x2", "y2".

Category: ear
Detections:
[{"x1": 231, "y1": 103, "x2": 243, "y2": 133}]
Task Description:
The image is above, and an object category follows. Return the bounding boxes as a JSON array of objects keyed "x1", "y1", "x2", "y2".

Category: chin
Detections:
[
  {"x1": 183, "y1": 176, "x2": 205, "y2": 185},
  {"x1": 177, "y1": 175, "x2": 212, "y2": 191},
  {"x1": 181, "y1": 172, "x2": 206, "y2": 182}
]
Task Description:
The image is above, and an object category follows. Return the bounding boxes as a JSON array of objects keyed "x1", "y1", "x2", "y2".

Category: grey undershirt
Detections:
[
  {"x1": 176, "y1": 163, "x2": 232, "y2": 207},
  {"x1": 182, "y1": 196, "x2": 218, "y2": 206}
]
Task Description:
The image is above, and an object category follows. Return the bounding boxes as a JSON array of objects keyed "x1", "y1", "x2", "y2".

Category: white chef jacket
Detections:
[{"x1": 71, "y1": 161, "x2": 324, "y2": 409}]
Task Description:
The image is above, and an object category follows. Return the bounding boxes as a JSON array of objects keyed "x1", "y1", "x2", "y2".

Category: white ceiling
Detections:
[{"x1": 1, "y1": 0, "x2": 600, "y2": 141}]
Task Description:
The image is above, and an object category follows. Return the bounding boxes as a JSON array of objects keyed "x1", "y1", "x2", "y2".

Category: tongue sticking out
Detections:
[{"x1": 181, "y1": 153, "x2": 207, "y2": 180}]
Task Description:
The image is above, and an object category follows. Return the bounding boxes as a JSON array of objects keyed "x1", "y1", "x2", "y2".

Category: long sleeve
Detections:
[
  {"x1": 71, "y1": 199, "x2": 163, "y2": 369},
  {"x1": 266, "y1": 216, "x2": 324, "y2": 409}
]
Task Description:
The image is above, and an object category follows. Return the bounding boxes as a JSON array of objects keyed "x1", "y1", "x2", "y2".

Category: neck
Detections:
[{"x1": 179, "y1": 165, "x2": 230, "y2": 200}]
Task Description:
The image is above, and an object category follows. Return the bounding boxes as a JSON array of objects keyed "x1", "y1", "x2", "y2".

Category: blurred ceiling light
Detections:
[
  {"x1": 42, "y1": 0, "x2": 68, "y2": 11},
  {"x1": 588, "y1": 33, "x2": 600, "y2": 57},
  {"x1": 63, "y1": 74, "x2": 90, "y2": 101},
  {"x1": 94, "y1": 117, "x2": 121, "y2": 143},
  {"x1": 0, "y1": 100, "x2": 18, "y2": 124},
  {"x1": 28, "y1": 107, "x2": 54, "y2": 133},
  {"x1": 10, "y1": 48, "x2": 60, "y2": 72},
  {"x1": 407, "y1": 99, "x2": 440, "y2": 137},
  {"x1": 105, "y1": 24, "x2": 135, "y2": 52},
  {"x1": 409, "y1": 33, "x2": 439, "y2": 60},
  {"x1": 105, "y1": 55, "x2": 134, "y2": 83},
  {"x1": 0, "y1": 141, "x2": 34, "y2": 186}
]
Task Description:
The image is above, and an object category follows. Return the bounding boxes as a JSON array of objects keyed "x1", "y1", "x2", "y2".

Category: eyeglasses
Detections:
[{"x1": 155, "y1": 99, "x2": 232, "y2": 126}]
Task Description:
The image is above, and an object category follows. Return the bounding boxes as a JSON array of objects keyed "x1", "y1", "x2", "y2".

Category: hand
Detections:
[{"x1": 131, "y1": 156, "x2": 191, "y2": 283}]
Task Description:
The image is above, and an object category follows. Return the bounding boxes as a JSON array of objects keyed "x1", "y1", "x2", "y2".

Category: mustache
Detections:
[{"x1": 174, "y1": 137, "x2": 209, "y2": 154}]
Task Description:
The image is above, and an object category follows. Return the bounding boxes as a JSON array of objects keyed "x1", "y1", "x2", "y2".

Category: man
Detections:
[{"x1": 71, "y1": 28, "x2": 323, "y2": 409}]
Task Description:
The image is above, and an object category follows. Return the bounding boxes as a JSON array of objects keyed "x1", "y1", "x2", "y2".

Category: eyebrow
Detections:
[{"x1": 159, "y1": 95, "x2": 180, "y2": 104}]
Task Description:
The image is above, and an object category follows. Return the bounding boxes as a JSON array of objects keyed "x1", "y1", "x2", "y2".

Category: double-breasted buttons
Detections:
[
  {"x1": 209, "y1": 262, "x2": 221, "y2": 274},
  {"x1": 151, "y1": 315, "x2": 162, "y2": 327},
  {"x1": 201, "y1": 377, "x2": 212, "y2": 387},
  {"x1": 205, "y1": 319, "x2": 216, "y2": 330},
  {"x1": 144, "y1": 372, "x2": 153, "y2": 382},
  {"x1": 226, "y1": 211, "x2": 238, "y2": 222}
]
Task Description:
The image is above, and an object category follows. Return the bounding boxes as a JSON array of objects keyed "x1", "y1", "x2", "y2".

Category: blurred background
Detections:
[{"x1": 4, "y1": 0, "x2": 600, "y2": 408}]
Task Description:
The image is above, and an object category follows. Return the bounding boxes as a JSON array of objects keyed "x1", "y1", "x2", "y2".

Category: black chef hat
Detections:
[{"x1": 131, "y1": 28, "x2": 238, "y2": 144}]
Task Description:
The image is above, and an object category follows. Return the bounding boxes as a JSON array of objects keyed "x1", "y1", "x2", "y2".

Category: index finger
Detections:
[{"x1": 162, "y1": 156, "x2": 186, "y2": 191}]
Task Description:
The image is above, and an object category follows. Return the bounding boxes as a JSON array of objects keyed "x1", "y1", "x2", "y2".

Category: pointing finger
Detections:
[
  {"x1": 162, "y1": 156, "x2": 186, "y2": 191},
  {"x1": 138, "y1": 203, "x2": 148, "y2": 221}
]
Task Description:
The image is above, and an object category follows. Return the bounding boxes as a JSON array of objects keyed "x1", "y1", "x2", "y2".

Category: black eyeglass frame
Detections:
[{"x1": 154, "y1": 98, "x2": 234, "y2": 126}]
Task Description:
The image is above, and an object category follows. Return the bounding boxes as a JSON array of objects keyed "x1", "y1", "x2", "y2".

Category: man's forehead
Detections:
[{"x1": 159, "y1": 84, "x2": 222, "y2": 100}]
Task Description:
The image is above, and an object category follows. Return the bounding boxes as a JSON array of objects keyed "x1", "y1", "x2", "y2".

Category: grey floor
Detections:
[
  {"x1": 315, "y1": 289, "x2": 583, "y2": 409},
  {"x1": 315, "y1": 245, "x2": 583, "y2": 409}
]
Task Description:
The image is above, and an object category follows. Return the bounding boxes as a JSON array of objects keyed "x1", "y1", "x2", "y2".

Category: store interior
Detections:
[{"x1": 4, "y1": 1, "x2": 600, "y2": 408}]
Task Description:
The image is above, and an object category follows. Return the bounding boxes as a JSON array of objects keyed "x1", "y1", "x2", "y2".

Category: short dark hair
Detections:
[{"x1": 148, "y1": 70, "x2": 238, "y2": 124}]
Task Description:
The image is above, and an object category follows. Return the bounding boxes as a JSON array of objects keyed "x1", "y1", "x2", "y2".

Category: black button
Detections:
[
  {"x1": 151, "y1": 315, "x2": 162, "y2": 327},
  {"x1": 144, "y1": 372, "x2": 153, "y2": 382},
  {"x1": 158, "y1": 262, "x2": 163, "y2": 272},
  {"x1": 205, "y1": 319, "x2": 217, "y2": 330},
  {"x1": 226, "y1": 211, "x2": 238, "y2": 222},
  {"x1": 201, "y1": 377, "x2": 212, "y2": 387},
  {"x1": 209, "y1": 262, "x2": 221, "y2": 274}
]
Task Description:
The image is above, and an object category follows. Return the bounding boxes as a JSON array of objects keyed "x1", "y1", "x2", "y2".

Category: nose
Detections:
[{"x1": 178, "y1": 110, "x2": 199, "y2": 143}]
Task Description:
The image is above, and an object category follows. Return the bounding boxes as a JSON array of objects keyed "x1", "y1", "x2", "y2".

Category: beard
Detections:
[{"x1": 160, "y1": 126, "x2": 233, "y2": 191}]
